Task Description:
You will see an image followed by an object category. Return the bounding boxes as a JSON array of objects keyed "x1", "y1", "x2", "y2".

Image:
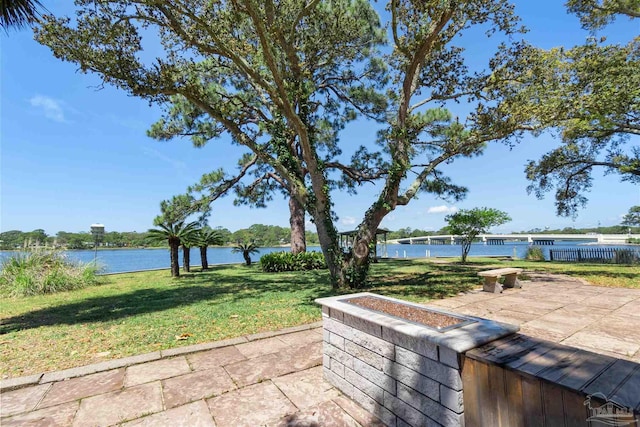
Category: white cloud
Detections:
[
  {"x1": 141, "y1": 147, "x2": 186, "y2": 170},
  {"x1": 427, "y1": 205, "x2": 458, "y2": 214},
  {"x1": 340, "y1": 216, "x2": 357, "y2": 226},
  {"x1": 30, "y1": 95, "x2": 66, "y2": 122},
  {"x1": 107, "y1": 114, "x2": 146, "y2": 130}
]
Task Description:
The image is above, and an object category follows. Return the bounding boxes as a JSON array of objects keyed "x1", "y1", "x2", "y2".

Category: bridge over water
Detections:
[{"x1": 393, "y1": 234, "x2": 639, "y2": 245}]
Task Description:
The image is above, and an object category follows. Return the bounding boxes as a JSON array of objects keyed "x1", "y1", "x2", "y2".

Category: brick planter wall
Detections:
[{"x1": 316, "y1": 293, "x2": 518, "y2": 427}]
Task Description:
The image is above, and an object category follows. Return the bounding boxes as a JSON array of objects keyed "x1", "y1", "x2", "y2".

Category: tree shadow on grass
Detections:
[
  {"x1": 1, "y1": 259, "x2": 486, "y2": 334},
  {"x1": 1, "y1": 286, "x2": 214, "y2": 334},
  {"x1": 366, "y1": 261, "x2": 480, "y2": 300},
  {"x1": 0, "y1": 269, "x2": 334, "y2": 334}
]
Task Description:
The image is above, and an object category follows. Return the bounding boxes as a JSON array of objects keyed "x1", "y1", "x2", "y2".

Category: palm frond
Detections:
[
  {"x1": 147, "y1": 220, "x2": 199, "y2": 245},
  {"x1": 198, "y1": 228, "x2": 224, "y2": 246},
  {"x1": 1, "y1": 0, "x2": 43, "y2": 29},
  {"x1": 231, "y1": 242, "x2": 259, "y2": 253}
]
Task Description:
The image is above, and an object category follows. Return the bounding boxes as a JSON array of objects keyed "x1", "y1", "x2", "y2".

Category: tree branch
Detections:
[
  {"x1": 409, "y1": 89, "x2": 480, "y2": 112},
  {"x1": 325, "y1": 162, "x2": 387, "y2": 183},
  {"x1": 399, "y1": 9, "x2": 454, "y2": 123},
  {"x1": 193, "y1": 154, "x2": 259, "y2": 208}
]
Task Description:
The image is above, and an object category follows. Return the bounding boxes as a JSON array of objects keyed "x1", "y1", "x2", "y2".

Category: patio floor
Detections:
[
  {"x1": 1, "y1": 272, "x2": 639, "y2": 426},
  {"x1": 429, "y1": 272, "x2": 640, "y2": 362},
  {"x1": 1, "y1": 323, "x2": 387, "y2": 427}
]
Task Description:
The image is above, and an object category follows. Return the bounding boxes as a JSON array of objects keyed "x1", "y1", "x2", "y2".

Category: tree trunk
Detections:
[
  {"x1": 342, "y1": 204, "x2": 390, "y2": 288},
  {"x1": 294, "y1": 145, "x2": 348, "y2": 289},
  {"x1": 289, "y1": 196, "x2": 306, "y2": 254},
  {"x1": 183, "y1": 245, "x2": 191, "y2": 272},
  {"x1": 309, "y1": 172, "x2": 395, "y2": 289},
  {"x1": 169, "y1": 238, "x2": 180, "y2": 278},
  {"x1": 310, "y1": 198, "x2": 346, "y2": 290},
  {"x1": 200, "y1": 246, "x2": 208, "y2": 270},
  {"x1": 461, "y1": 242, "x2": 470, "y2": 263},
  {"x1": 243, "y1": 252, "x2": 252, "y2": 266},
  {"x1": 461, "y1": 237, "x2": 474, "y2": 263}
]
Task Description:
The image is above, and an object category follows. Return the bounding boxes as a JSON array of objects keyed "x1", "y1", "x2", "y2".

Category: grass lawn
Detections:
[{"x1": 1, "y1": 258, "x2": 638, "y2": 378}]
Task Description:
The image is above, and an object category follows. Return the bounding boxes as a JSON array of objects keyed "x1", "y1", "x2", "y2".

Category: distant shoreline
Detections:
[{"x1": 0, "y1": 244, "x2": 325, "y2": 253}]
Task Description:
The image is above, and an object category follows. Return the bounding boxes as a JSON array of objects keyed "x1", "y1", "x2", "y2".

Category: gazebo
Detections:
[{"x1": 338, "y1": 228, "x2": 389, "y2": 260}]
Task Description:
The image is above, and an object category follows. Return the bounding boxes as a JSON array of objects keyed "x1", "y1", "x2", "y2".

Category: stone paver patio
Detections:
[
  {"x1": 429, "y1": 272, "x2": 640, "y2": 362},
  {"x1": 1, "y1": 323, "x2": 385, "y2": 426},
  {"x1": 1, "y1": 272, "x2": 639, "y2": 426}
]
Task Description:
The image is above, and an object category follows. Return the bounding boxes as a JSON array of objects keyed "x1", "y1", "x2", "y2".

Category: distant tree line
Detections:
[
  {"x1": 0, "y1": 229, "x2": 157, "y2": 250},
  {"x1": 517, "y1": 225, "x2": 640, "y2": 235},
  {"x1": 386, "y1": 224, "x2": 640, "y2": 240},
  {"x1": 224, "y1": 224, "x2": 320, "y2": 247},
  {"x1": 0, "y1": 225, "x2": 321, "y2": 250},
  {"x1": 386, "y1": 228, "x2": 449, "y2": 240}
]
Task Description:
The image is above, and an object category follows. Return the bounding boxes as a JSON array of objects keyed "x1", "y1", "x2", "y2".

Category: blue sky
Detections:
[{"x1": 1, "y1": 1, "x2": 638, "y2": 236}]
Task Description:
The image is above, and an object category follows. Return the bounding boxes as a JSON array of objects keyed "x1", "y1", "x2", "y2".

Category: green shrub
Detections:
[
  {"x1": 0, "y1": 250, "x2": 102, "y2": 297},
  {"x1": 627, "y1": 238, "x2": 640, "y2": 244},
  {"x1": 260, "y1": 251, "x2": 293, "y2": 272},
  {"x1": 525, "y1": 246, "x2": 545, "y2": 261},
  {"x1": 260, "y1": 251, "x2": 326, "y2": 272}
]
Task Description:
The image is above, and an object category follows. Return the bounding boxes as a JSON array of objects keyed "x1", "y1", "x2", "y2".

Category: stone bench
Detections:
[{"x1": 478, "y1": 267, "x2": 523, "y2": 293}]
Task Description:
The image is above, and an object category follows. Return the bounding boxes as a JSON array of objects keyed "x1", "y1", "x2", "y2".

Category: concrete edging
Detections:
[{"x1": 0, "y1": 321, "x2": 323, "y2": 392}]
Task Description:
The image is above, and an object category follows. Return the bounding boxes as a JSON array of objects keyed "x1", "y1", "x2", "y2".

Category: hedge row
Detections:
[{"x1": 260, "y1": 251, "x2": 326, "y2": 272}]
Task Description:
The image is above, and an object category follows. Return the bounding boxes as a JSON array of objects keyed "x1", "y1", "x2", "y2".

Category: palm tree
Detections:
[
  {"x1": 179, "y1": 228, "x2": 203, "y2": 273},
  {"x1": 147, "y1": 219, "x2": 198, "y2": 277},
  {"x1": 1, "y1": 0, "x2": 43, "y2": 29},
  {"x1": 195, "y1": 228, "x2": 224, "y2": 270},
  {"x1": 181, "y1": 238, "x2": 194, "y2": 273},
  {"x1": 232, "y1": 242, "x2": 259, "y2": 266}
]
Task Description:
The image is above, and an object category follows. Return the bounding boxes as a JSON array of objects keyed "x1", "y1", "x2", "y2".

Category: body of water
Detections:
[
  {"x1": 0, "y1": 241, "x2": 634, "y2": 274},
  {"x1": 0, "y1": 246, "x2": 288, "y2": 274},
  {"x1": 383, "y1": 241, "x2": 636, "y2": 260}
]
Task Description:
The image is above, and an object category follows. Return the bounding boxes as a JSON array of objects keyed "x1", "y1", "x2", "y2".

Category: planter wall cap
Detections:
[{"x1": 316, "y1": 292, "x2": 518, "y2": 353}]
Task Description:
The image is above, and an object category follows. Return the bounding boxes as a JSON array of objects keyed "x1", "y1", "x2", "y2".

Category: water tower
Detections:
[{"x1": 90, "y1": 223, "x2": 105, "y2": 262}]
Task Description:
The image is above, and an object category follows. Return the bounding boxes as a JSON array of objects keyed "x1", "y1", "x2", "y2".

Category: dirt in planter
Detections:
[{"x1": 344, "y1": 296, "x2": 465, "y2": 330}]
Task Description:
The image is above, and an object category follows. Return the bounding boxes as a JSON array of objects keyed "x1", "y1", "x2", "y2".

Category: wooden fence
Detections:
[{"x1": 549, "y1": 247, "x2": 640, "y2": 264}]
